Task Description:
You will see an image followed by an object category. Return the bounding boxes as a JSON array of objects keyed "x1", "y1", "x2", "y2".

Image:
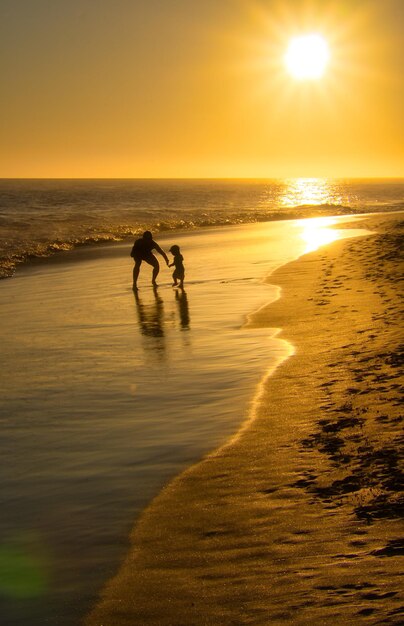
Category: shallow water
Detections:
[
  {"x1": 1, "y1": 177, "x2": 402, "y2": 277},
  {"x1": 0, "y1": 217, "x2": 368, "y2": 625}
]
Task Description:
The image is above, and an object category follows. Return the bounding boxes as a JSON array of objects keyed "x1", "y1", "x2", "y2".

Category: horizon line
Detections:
[{"x1": 1, "y1": 176, "x2": 403, "y2": 182}]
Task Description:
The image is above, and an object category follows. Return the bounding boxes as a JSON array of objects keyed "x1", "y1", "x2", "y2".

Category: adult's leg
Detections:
[
  {"x1": 133, "y1": 259, "x2": 142, "y2": 288},
  {"x1": 144, "y1": 255, "x2": 160, "y2": 285}
]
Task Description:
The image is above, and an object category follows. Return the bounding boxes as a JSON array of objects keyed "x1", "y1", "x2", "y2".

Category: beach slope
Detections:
[{"x1": 85, "y1": 214, "x2": 403, "y2": 626}]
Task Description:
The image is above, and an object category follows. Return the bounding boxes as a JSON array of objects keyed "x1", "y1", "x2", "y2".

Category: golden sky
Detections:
[{"x1": 1, "y1": 0, "x2": 403, "y2": 178}]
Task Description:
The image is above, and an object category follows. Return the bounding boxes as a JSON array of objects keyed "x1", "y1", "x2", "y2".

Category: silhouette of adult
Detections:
[{"x1": 131, "y1": 231, "x2": 169, "y2": 289}]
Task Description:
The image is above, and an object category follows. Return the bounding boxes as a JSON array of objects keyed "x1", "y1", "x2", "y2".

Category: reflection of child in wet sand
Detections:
[{"x1": 169, "y1": 245, "x2": 185, "y2": 289}]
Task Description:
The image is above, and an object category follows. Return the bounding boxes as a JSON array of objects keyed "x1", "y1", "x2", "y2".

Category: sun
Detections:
[{"x1": 284, "y1": 34, "x2": 330, "y2": 80}]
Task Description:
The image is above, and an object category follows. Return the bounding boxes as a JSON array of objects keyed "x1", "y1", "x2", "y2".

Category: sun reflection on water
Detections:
[
  {"x1": 298, "y1": 216, "x2": 340, "y2": 253},
  {"x1": 280, "y1": 178, "x2": 341, "y2": 207}
]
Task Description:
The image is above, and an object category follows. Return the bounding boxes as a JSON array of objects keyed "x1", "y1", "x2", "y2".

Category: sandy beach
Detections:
[
  {"x1": 85, "y1": 213, "x2": 403, "y2": 625},
  {"x1": 2, "y1": 0, "x2": 404, "y2": 623},
  {"x1": 3, "y1": 216, "x2": 370, "y2": 625}
]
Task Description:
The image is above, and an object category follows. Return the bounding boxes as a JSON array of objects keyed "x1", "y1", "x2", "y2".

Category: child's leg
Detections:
[{"x1": 172, "y1": 270, "x2": 178, "y2": 286}]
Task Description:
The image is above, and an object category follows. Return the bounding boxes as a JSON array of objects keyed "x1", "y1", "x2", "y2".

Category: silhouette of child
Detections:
[{"x1": 169, "y1": 245, "x2": 185, "y2": 289}]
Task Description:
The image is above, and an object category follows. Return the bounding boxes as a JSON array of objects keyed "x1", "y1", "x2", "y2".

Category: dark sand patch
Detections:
[{"x1": 85, "y1": 214, "x2": 403, "y2": 626}]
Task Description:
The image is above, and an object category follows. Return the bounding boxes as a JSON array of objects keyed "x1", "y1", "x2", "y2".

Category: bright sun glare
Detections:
[{"x1": 284, "y1": 34, "x2": 330, "y2": 80}]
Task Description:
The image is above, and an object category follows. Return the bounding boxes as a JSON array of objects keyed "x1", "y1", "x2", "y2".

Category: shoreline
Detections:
[
  {"x1": 3, "y1": 216, "x2": 338, "y2": 626},
  {"x1": 4, "y1": 209, "x2": 401, "y2": 281},
  {"x1": 85, "y1": 212, "x2": 403, "y2": 625}
]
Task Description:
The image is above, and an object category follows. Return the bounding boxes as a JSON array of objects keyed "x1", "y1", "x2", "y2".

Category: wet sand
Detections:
[
  {"x1": 85, "y1": 212, "x2": 403, "y2": 625},
  {"x1": 5, "y1": 217, "x2": 371, "y2": 626}
]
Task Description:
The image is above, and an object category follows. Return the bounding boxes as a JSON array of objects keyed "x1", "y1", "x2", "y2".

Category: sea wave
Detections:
[{"x1": 1, "y1": 201, "x2": 403, "y2": 279}]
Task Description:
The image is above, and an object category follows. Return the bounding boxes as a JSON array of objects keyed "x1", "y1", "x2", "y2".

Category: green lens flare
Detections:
[{"x1": 0, "y1": 542, "x2": 49, "y2": 599}]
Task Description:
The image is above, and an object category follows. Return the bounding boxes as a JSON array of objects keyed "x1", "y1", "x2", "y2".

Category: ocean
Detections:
[
  {"x1": 1, "y1": 178, "x2": 403, "y2": 279},
  {"x1": 0, "y1": 179, "x2": 402, "y2": 625}
]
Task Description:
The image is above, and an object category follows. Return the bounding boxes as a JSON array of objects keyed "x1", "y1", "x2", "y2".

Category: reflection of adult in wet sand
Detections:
[
  {"x1": 131, "y1": 231, "x2": 169, "y2": 290},
  {"x1": 175, "y1": 289, "x2": 190, "y2": 330},
  {"x1": 133, "y1": 287, "x2": 165, "y2": 338}
]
